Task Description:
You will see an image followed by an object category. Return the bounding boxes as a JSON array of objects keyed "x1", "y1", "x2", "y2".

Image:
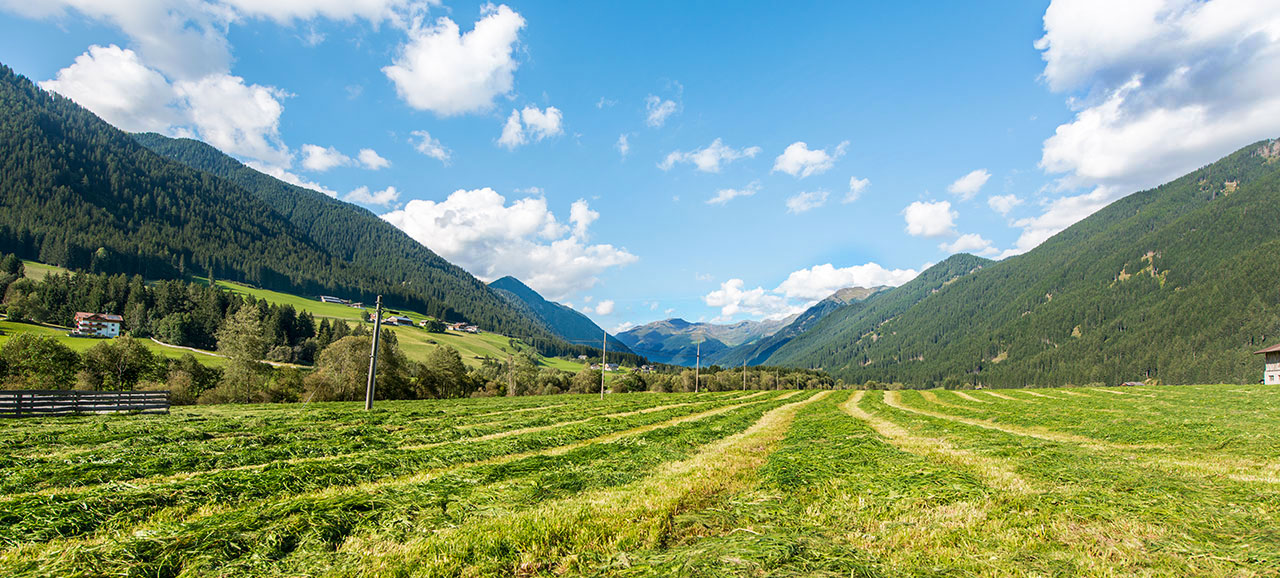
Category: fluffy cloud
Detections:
[
  {"x1": 772, "y1": 141, "x2": 848, "y2": 178},
  {"x1": 616, "y1": 134, "x2": 630, "y2": 157},
  {"x1": 498, "y1": 105, "x2": 563, "y2": 149},
  {"x1": 707, "y1": 181, "x2": 760, "y2": 205},
  {"x1": 39, "y1": 45, "x2": 184, "y2": 133},
  {"x1": 40, "y1": 44, "x2": 290, "y2": 167},
  {"x1": 844, "y1": 176, "x2": 870, "y2": 203},
  {"x1": 1036, "y1": 0, "x2": 1280, "y2": 192},
  {"x1": 343, "y1": 185, "x2": 400, "y2": 207},
  {"x1": 775, "y1": 263, "x2": 919, "y2": 301},
  {"x1": 410, "y1": 130, "x2": 451, "y2": 163},
  {"x1": 358, "y1": 149, "x2": 390, "y2": 170},
  {"x1": 301, "y1": 144, "x2": 351, "y2": 171},
  {"x1": 645, "y1": 95, "x2": 678, "y2": 127},
  {"x1": 704, "y1": 279, "x2": 796, "y2": 320},
  {"x1": 174, "y1": 73, "x2": 292, "y2": 167},
  {"x1": 659, "y1": 138, "x2": 761, "y2": 172},
  {"x1": 706, "y1": 262, "x2": 919, "y2": 320},
  {"x1": 785, "y1": 191, "x2": 828, "y2": 214},
  {"x1": 939, "y1": 233, "x2": 999, "y2": 257},
  {"x1": 381, "y1": 188, "x2": 637, "y2": 300},
  {"x1": 902, "y1": 200, "x2": 957, "y2": 238},
  {"x1": 987, "y1": 194, "x2": 1023, "y2": 216},
  {"x1": 594, "y1": 300, "x2": 615, "y2": 315},
  {"x1": 946, "y1": 169, "x2": 990, "y2": 200},
  {"x1": 218, "y1": 0, "x2": 413, "y2": 25},
  {"x1": 383, "y1": 5, "x2": 525, "y2": 116}
]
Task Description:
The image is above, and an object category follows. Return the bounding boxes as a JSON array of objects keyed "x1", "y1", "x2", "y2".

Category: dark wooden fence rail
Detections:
[{"x1": 0, "y1": 390, "x2": 170, "y2": 418}]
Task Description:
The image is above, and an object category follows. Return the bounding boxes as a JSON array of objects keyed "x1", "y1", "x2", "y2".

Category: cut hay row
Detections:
[
  {"x1": 950, "y1": 390, "x2": 991, "y2": 403},
  {"x1": 842, "y1": 391, "x2": 1034, "y2": 494},
  {"x1": 322, "y1": 391, "x2": 828, "y2": 577}
]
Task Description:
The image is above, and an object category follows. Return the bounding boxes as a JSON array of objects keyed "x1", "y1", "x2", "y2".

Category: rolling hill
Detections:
[{"x1": 768, "y1": 139, "x2": 1280, "y2": 387}]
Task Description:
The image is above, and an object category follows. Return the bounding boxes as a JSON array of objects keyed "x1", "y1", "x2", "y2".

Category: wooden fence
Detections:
[{"x1": 0, "y1": 390, "x2": 170, "y2": 418}]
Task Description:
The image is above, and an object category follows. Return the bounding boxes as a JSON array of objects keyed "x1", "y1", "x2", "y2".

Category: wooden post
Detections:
[
  {"x1": 600, "y1": 330, "x2": 607, "y2": 400},
  {"x1": 365, "y1": 295, "x2": 383, "y2": 411},
  {"x1": 695, "y1": 341, "x2": 700, "y2": 394},
  {"x1": 508, "y1": 354, "x2": 515, "y2": 397}
]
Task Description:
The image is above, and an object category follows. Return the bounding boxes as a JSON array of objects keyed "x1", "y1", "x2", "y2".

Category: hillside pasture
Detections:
[{"x1": 1, "y1": 385, "x2": 1277, "y2": 577}]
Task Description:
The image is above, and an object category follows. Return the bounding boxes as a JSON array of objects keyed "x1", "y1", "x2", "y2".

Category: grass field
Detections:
[
  {"x1": 2, "y1": 384, "x2": 1277, "y2": 576},
  {"x1": 0, "y1": 320, "x2": 227, "y2": 367}
]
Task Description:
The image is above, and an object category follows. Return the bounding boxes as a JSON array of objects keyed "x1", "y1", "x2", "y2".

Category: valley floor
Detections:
[{"x1": 1, "y1": 385, "x2": 1277, "y2": 577}]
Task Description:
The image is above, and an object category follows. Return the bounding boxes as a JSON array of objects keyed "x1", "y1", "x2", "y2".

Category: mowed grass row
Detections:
[
  {"x1": 0, "y1": 393, "x2": 808, "y2": 577},
  {"x1": 0, "y1": 392, "x2": 747, "y2": 494},
  {"x1": 0, "y1": 392, "x2": 780, "y2": 548},
  {"x1": 909, "y1": 386, "x2": 1280, "y2": 463}
]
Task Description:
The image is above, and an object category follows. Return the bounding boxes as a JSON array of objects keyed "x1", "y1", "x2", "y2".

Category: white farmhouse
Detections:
[{"x1": 74, "y1": 312, "x2": 122, "y2": 337}]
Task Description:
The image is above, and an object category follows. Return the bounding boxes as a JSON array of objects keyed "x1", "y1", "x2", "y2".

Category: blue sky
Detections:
[{"x1": 3, "y1": 0, "x2": 1278, "y2": 333}]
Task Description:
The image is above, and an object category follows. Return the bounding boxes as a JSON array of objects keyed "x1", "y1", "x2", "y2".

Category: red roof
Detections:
[
  {"x1": 74, "y1": 312, "x2": 123, "y2": 323},
  {"x1": 1254, "y1": 343, "x2": 1280, "y2": 354}
]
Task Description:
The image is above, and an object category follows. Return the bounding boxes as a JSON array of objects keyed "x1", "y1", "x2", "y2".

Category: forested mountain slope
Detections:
[
  {"x1": 0, "y1": 64, "x2": 581, "y2": 357},
  {"x1": 489, "y1": 276, "x2": 634, "y2": 355},
  {"x1": 772, "y1": 140, "x2": 1280, "y2": 387},
  {"x1": 130, "y1": 132, "x2": 573, "y2": 352}
]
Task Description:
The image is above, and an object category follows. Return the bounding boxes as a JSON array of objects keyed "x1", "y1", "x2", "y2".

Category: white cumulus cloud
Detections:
[
  {"x1": 939, "y1": 233, "x2": 999, "y2": 257},
  {"x1": 38, "y1": 44, "x2": 184, "y2": 133},
  {"x1": 358, "y1": 148, "x2": 391, "y2": 170},
  {"x1": 383, "y1": 4, "x2": 525, "y2": 116},
  {"x1": 947, "y1": 169, "x2": 991, "y2": 200},
  {"x1": 706, "y1": 262, "x2": 919, "y2": 321},
  {"x1": 381, "y1": 189, "x2": 637, "y2": 300},
  {"x1": 903, "y1": 200, "x2": 957, "y2": 238},
  {"x1": 343, "y1": 185, "x2": 400, "y2": 207},
  {"x1": 301, "y1": 144, "x2": 351, "y2": 171},
  {"x1": 616, "y1": 134, "x2": 630, "y2": 157},
  {"x1": 772, "y1": 141, "x2": 848, "y2": 178},
  {"x1": 659, "y1": 138, "x2": 761, "y2": 173},
  {"x1": 594, "y1": 300, "x2": 615, "y2": 315},
  {"x1": 987, "y1": 194, "x2": 1023, "y2": 216}
]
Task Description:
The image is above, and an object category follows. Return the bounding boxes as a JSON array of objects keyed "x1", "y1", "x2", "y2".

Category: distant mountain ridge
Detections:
[
  {"x1": 710, "y1": 285, "x2": 889, "y2": 367},
  {"x1": 488, "y1": 276, "x2": 634, "y2": 356},
  {"x1": 616, "y1": 316, "x2": 795, "y2": 366}
]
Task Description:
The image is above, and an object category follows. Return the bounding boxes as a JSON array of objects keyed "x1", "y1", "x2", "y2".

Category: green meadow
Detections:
[{"x1": 2, "y1": 385, "x2": 1277, "y2": 577}]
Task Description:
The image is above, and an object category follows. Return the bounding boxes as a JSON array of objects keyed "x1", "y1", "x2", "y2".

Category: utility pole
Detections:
[
  {"x1": 600, "y1": 330, "x2": 607, "y2": 400},
  {"x1": 775, "y1": 370, "x2": 780, "y2": 391},
  {"x1": 365, "y1": 295, "x2": 383, "y2": 411},
  {"x1": 695, "y1": 341, "x2": 701, "y2": 393},
  {"x1": 742, "y1": 360, "x2": 747, "y2": 390},
  {"x1": 507, "y1": 353, "x2": 515, "y2": 397}
]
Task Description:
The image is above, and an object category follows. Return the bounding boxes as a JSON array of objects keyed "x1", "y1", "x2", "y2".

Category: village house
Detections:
[
  {"x1": 73, "y1": 312, "x2": 123, "y2": 338},
  {"x1": 318, "y1": 295, "x2": 348, "y2": 304},
  {"x1": 382, "y1": 315, "x2": 413, "y2": 326},
  {"x1": 1254, "y1": 343, "x2": 1280, "y2": 384}
]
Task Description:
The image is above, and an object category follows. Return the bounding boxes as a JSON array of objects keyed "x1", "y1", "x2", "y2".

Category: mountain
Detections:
[
  {"x1": 616, "y1": 317, "x2": 794, "y2": 366},
  {"x1": 0, "y1": 63, "x2": 582, "y2": 357},
  {"x1": 488, "y1": 276, "x2": 634, "y2": 355},
  {"x1": 769, "y1": 139, "x2": 1280, "y2": 387},
  {"x1": 709, "y1": 285, "x2": 888, "y2": 367}
]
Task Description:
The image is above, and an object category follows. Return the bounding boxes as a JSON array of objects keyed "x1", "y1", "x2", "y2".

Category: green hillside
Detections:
[
  {"x1": 770, "y1": 139, "x2": 1280, "y2": 387},
  {"x1": 129, "y1": 132, "x2": 572, "y2": 353}
]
